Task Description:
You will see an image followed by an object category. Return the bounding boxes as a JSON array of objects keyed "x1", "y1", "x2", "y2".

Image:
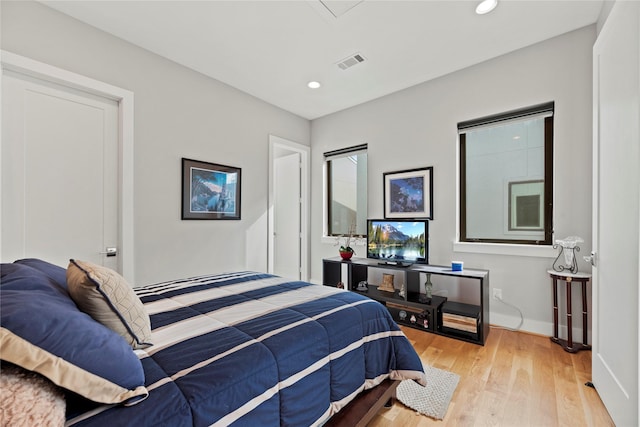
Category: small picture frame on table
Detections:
[{"x1": 182, "y1": 158, "x2": 241, "y2": 220}]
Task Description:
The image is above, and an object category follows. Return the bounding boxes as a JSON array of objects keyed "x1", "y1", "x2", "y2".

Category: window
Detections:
[
  {"x1": 459, "y1": 102, "x2": 553, "y2": 244},
  {"x1": 325, "y1": 144, "x2": 367, "y2": 236}
]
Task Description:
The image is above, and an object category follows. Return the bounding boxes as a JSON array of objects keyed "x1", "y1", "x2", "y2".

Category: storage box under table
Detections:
[
  {"x1": 386, "y1": 296, "x2": 446, "y2": 332},
  {"x1": 440, "y1": 301, "x2": 481, "y2": 340}
]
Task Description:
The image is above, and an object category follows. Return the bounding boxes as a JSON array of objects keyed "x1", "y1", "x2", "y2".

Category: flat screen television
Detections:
[{"x1": 367, "y1": 219, "x2": 428, "y2": 266}]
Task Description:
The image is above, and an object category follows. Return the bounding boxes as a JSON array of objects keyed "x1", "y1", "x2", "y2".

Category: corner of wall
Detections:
[{"x1": 596, "y1": 1, "x2": 616, "y2": 35}]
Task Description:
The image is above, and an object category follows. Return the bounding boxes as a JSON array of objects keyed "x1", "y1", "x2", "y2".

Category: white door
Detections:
[
  {"x1": 268, "y1": 135, "x2": 309, "y2": 281},
  {"x1": 1, "y1": 70, "x2": 119, "y2": 271},
  {"x1": 591, "y1": 2, "x2": 639, "y2": 425},
  {"x1": 274, "y1": 152, "x2": 301, "y2": 280}
]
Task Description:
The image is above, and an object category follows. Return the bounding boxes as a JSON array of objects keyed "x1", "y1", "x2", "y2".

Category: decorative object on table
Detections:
[
  {"x1": 383, "y1": 166, "x2": 433, "y2": 219},
  {"x1": 339, "y1": 249, "x2": 353, "y2": 261},
  {"x1": 336, "y1": 281, "x2": 344, "y2": 289},
  {"x1": 335, "y1": 222, "x2": 363, "y2": 260},
  {"x1": 397, "y1": 364, "x2": 460, "y2": 420},
  {"x1": 417, "y1": 308, "x2": 431, "y2": 330},
  {"x1": 378, "y1": 273, "x2": 396, "y2": 293},
  {"x1": 451, "y1": 261, "x2": 463, "y2": 272},
  {"x1": 410, "y1": 314, "x2": 417, "y2": 324},
  {"x1": 399, "y1": 310, "x2": 407, "y2": 321},
  {"x1": 355, "y1": 281, "x2": 368, "y2": 292},
  {"x1": 552, "y1": 236, "x2": 584, "y2": 273},
  {"x1": 399, "y1": 283, "x2": 406, "y2": 298},
  {"x1": 182, "y1": 158, "x2": 241, "y2": 220},
  {"x1": 419, "y1": 273, "x2": 433, "y2": 303}
]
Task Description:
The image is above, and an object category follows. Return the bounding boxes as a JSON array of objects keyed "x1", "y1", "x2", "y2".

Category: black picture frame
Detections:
[
  {"x1": 181, "y1": 158, "x2": 241, "y2": 220},
  {"x1": 383, "y1": 167, "x2": 433, "y2": 219}
]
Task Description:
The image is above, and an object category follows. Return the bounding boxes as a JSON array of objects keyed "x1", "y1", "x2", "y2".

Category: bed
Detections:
[{"x1": 0, "y1": 259, "x2": 426, "y2": 426}]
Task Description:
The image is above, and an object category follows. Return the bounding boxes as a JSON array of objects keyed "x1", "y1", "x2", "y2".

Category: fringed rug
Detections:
[{"x1": 397, "y1": 365, "x2": 460, "y2": 420}]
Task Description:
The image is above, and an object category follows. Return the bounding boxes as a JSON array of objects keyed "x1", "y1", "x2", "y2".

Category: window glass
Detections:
[
  {"x1": 326, "y1": 147, "x2": 367, "y2": 236},
  {"x1": 459, "y1": 104, "x2": 553, "y2": 244}
]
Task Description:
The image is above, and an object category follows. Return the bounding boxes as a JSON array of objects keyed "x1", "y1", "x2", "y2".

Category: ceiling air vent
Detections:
[{"x1": 336, "y1": 53, "x2": 365, "y2": 70}]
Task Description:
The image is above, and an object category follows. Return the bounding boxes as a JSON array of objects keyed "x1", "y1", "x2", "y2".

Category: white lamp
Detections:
[{"x1": 476, "y1": 0, "x2": 498, "y2": 15}]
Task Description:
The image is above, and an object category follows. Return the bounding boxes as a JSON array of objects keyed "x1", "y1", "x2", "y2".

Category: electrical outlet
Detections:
[{"x1": 493, "y1": 288, "x2": 502, "y2": 300}]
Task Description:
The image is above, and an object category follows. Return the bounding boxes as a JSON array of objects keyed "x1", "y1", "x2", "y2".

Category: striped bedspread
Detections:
[{"x1": 67, "y1": 272, "x2": 426, "y2": 426}]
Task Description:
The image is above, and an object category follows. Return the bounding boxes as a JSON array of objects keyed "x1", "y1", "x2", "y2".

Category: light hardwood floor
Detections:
[{"x1": 369, "y1": 326, "x2": 615, "y2": 427}]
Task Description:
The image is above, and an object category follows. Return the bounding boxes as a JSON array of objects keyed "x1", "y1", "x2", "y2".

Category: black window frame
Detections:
[
  {"x1": 459, "y1": 102, "x2": 554, "y2": 245},
  {"x1": 324, "y1": 144, "x2": 368, "y2": 237}
]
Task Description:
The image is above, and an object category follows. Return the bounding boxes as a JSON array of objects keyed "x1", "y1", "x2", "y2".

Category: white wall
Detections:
[
  {"x1": 1, "y1": 1, "x2": 310, "y2": 285},
  {"x1": 2, "y1": 1, "x2": 597, "y2": 337},
  {"x1": 311, "y1": 26, "x2": 596, "y2": 336}
]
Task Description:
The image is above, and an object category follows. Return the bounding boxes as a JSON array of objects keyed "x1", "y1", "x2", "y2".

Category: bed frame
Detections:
[{"x1": 325, "y1": 379, "x2": 399, "y2": 427}]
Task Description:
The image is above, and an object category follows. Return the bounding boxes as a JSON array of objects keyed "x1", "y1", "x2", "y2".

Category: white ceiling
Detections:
[{"x1": 41, "y1": 0, "x2": 604, "y2": 120}]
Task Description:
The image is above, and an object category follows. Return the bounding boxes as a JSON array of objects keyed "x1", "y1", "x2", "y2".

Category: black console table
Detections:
[{"x1": 322, "y1": 257, "x2": 490, "y2": 345}]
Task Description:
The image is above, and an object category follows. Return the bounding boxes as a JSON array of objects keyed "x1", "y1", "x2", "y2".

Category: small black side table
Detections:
[{"x1": 548, "y1": 270, "x2": 592, "y2": 353}]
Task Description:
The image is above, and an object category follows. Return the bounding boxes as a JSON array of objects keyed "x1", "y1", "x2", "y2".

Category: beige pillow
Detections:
[{"x1": 67, "y1": 259, "x2": 152, "y2": 349}]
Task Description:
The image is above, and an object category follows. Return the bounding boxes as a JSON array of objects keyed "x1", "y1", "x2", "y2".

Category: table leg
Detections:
[
  {"x1": 582, "y1": 280, "x2": 589, "y2": 346},
  {"x1": 566, "y1": 278, "x2": 573, "y2": 348},
  {"x1": 552, "y1": 277, "x2": 559, "y2": 340}
]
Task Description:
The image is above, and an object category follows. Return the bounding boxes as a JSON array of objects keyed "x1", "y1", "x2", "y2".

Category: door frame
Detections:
[
  {"x1": 268, "y1": 135, "x2": 309, "y2": 280},
  {"x1": 1, "y1": 50, "x2": 135, "y2": 281}
]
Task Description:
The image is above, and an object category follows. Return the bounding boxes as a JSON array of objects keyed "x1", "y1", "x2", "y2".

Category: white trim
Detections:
[
  {"x1": 453, "y1": 241, "x2": 556, "y2": 258},
  {"x1": 491, "y1": 313, "x2": 552, "y2": 337},
  {"x1": 322, "y1": 161, "x2": 328, "y2": 238},
  {"x1": 489, "y1": 313, "x2": 588, "y2": 342},
  {"x1": 1, "y1": 50, "x2": 135, "y2": 281},
  {"x1": 268, "y1": 135, "x2": 310, "y2": 281}
]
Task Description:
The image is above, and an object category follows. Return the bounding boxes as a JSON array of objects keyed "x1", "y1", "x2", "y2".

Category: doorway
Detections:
[
  {"x1": 268, "y1": 135, "x2": 309, "y2": 281},
  {"x1": 0, "y1": 51, "x2": 134, "y2": 280}
]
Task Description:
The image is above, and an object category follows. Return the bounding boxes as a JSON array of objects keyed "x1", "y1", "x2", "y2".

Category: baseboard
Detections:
[{"x1": 490, "y1": 312, "x2": 591, "y2": 345}]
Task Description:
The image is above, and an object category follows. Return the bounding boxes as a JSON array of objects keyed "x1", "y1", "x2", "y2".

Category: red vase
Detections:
[{"x1": 339, "y1": 251, "x2": 353, "y2": 260}]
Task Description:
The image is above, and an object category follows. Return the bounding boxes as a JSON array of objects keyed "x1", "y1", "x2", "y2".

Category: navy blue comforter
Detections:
[{"x1": 67, "y1": 272, "x2": 426, "y2": 426}]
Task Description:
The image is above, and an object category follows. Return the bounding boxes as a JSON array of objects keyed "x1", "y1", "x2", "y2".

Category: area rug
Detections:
[{"x1": 397, "y1": 365, "x2": 460, "y2": 420}]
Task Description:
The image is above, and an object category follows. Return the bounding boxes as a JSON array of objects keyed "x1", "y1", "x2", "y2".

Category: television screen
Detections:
[{"x1": 367, "y1": 219, "x2": 428, "y2": 265}]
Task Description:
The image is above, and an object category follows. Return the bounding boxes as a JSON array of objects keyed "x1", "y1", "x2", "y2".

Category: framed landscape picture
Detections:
[
  {"x1": 182, "y1": 158, "x2": 241, "y2": 220},
  {"x1": 383, "y1": 167, "x2": 433, "y2": 219}
]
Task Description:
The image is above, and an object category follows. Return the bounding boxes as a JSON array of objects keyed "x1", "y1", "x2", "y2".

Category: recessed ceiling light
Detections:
[
  {"x1": 307, "y1": 81, "x2": 321, "y2": 89},
  {"x1": 476, "y1": 0, "x2": 498, "y2": 15}
]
